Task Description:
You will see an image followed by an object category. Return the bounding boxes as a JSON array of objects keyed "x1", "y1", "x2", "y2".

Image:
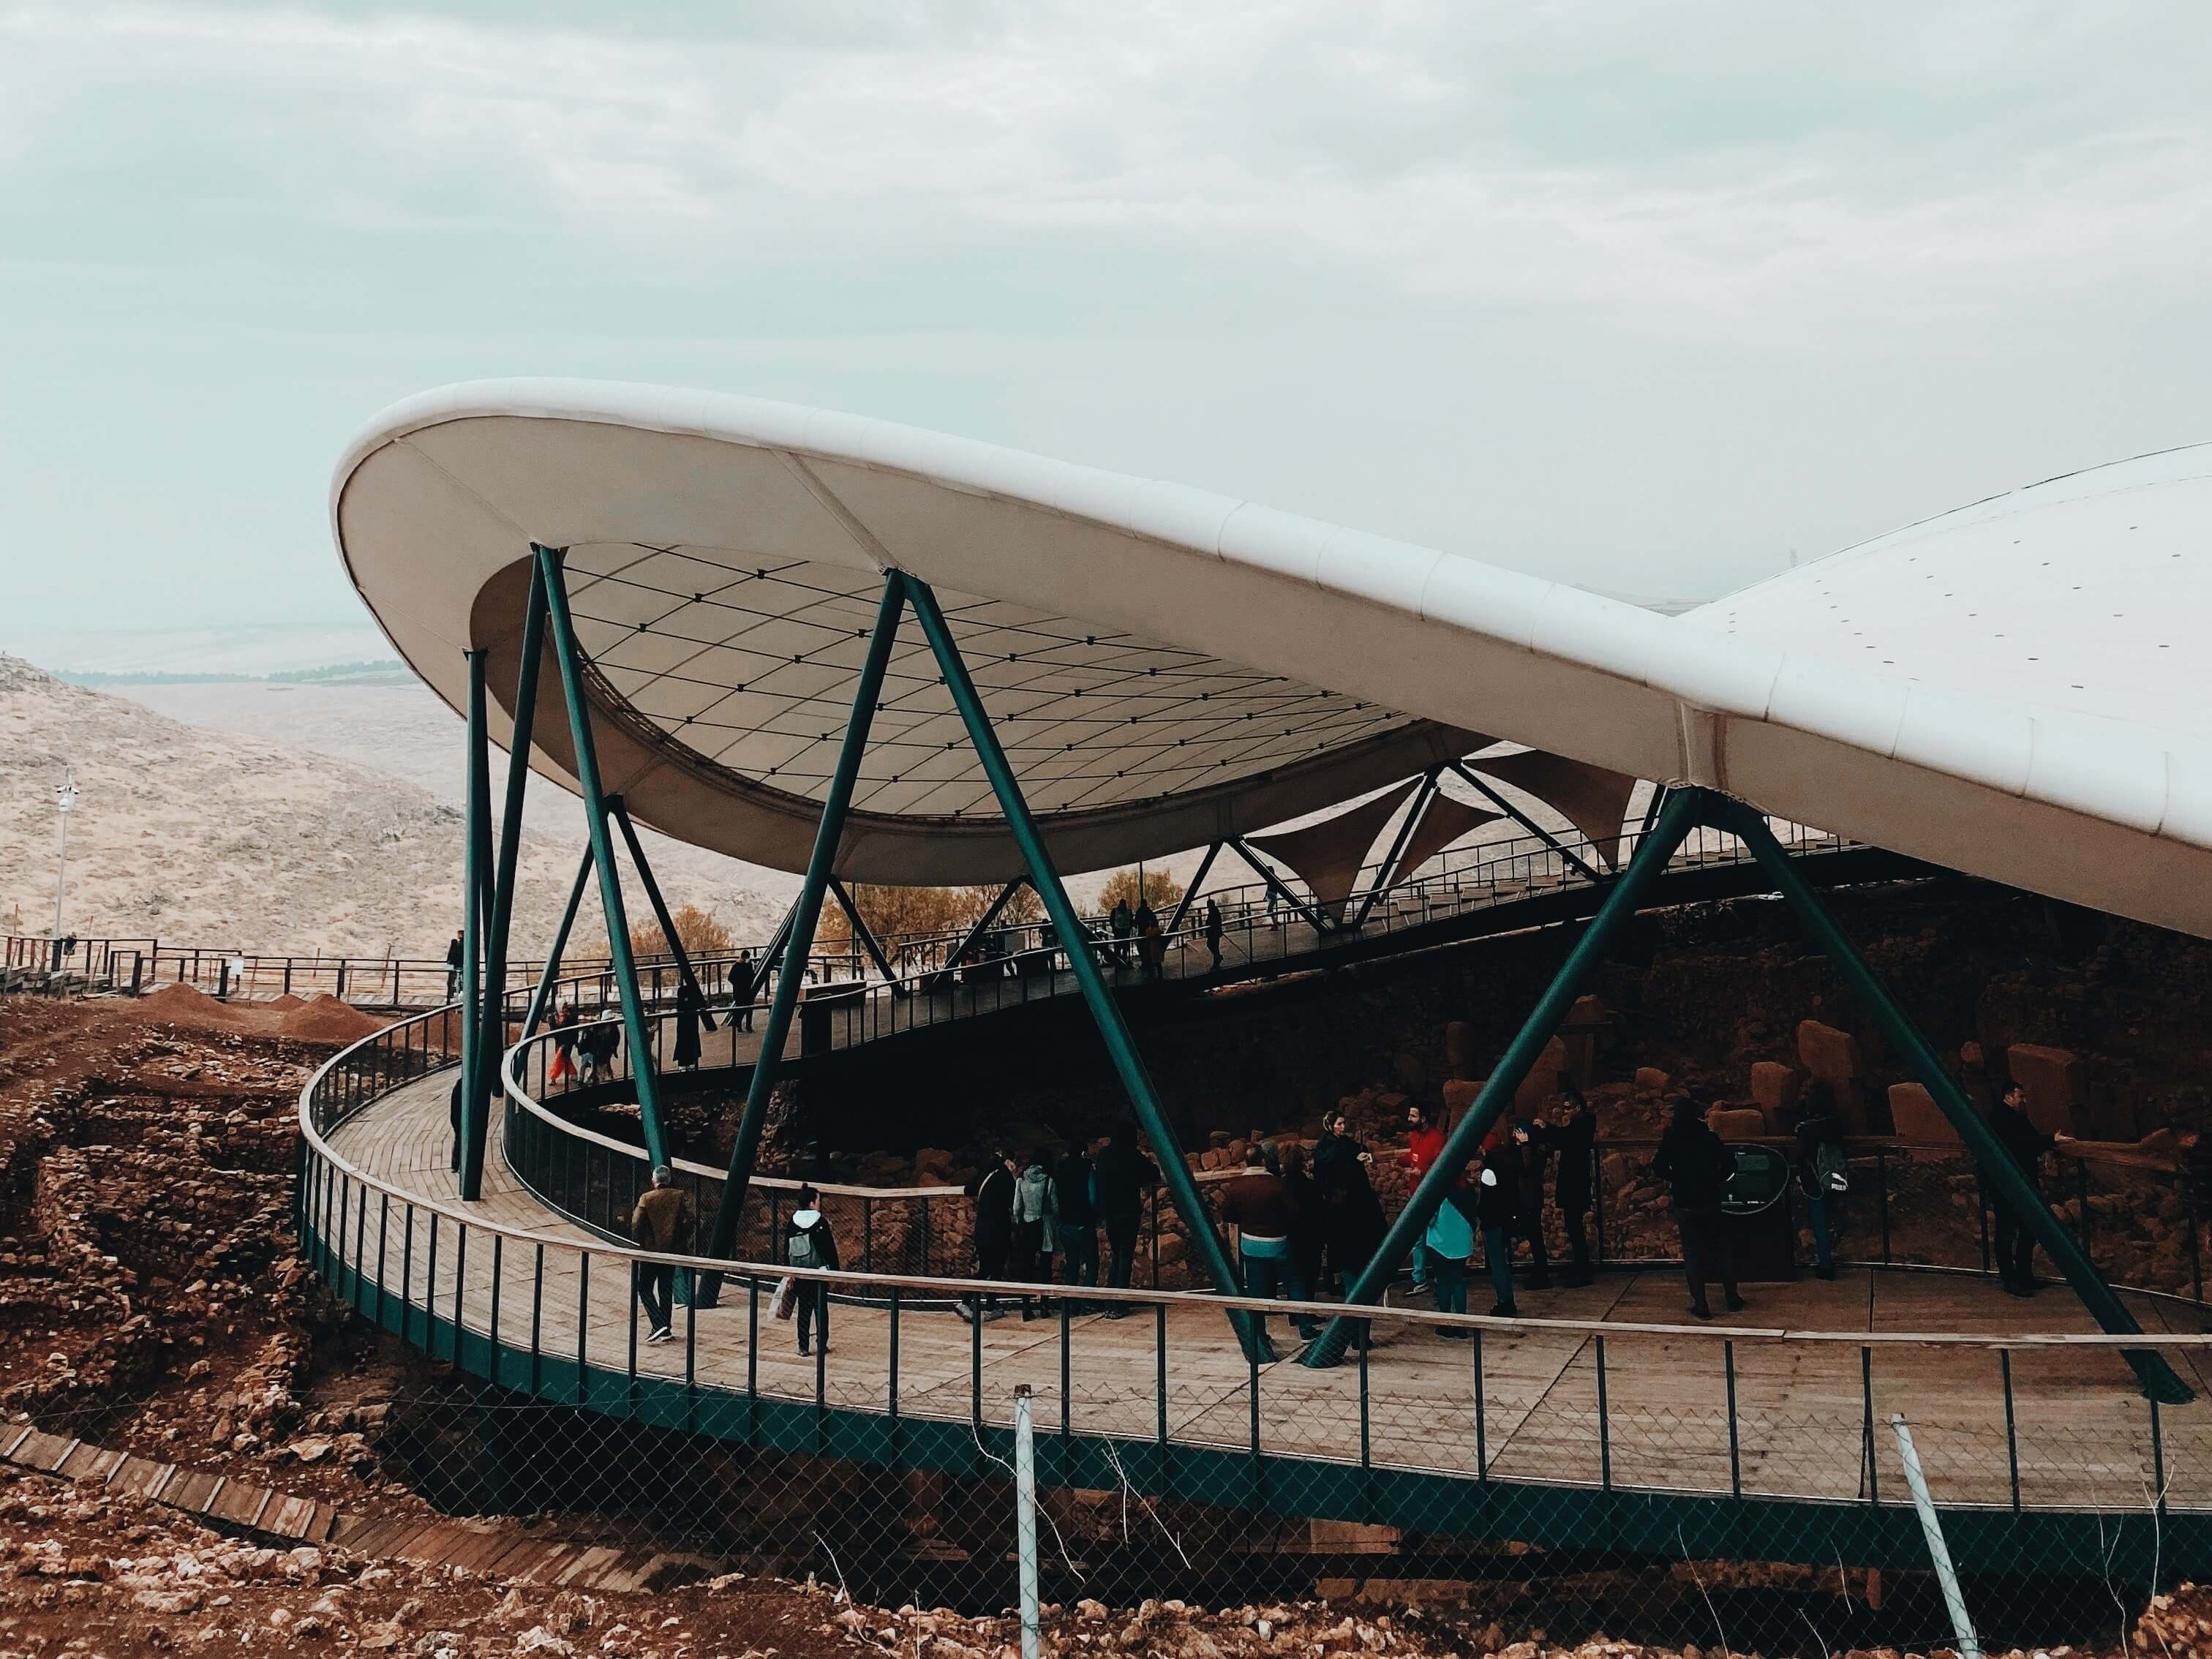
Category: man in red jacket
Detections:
[{"x1": 1404, "y1": 1099, "x2": 1448, "y2": 1290}]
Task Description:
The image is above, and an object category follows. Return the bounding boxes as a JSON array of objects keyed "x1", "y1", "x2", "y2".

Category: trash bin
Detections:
[{"x1": 1720, "y1": 1143, "x2": 1797, "y2": 1282}]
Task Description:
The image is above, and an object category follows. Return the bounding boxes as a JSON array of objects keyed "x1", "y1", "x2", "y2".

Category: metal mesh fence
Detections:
[{"x1": 288, "y1": 1025, "x2": 2212, "y2": 1655}]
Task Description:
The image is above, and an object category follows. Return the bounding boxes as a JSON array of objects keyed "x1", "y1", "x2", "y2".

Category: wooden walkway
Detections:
[{"x1": 322, "y1": 1071, "x2": 2212, "y2": 1516}]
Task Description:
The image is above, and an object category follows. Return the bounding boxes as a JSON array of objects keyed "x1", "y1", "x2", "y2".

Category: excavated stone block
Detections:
[
  {"x1": 1442, "y1": 1078, "x2": 1484, "y2": 1118},
  {"x1": 1633, "y1": 1066, "x2": 1671, "y2": 1092},
  {"x1": 1750, "y1": 1062, "x2": 1802, "y2": 1125},
  {"x1": 1887, "y1": 1082, "x2": 1958, "y2": 1144},
  {"x1": 1797, "y1": 1020, "x2": 1862, "y2": 1082},
  {"x1": 2006, "y1": 1044, "x2": 2082, "y2": 1137},
  {"x1": 1705, "y1": 1107, "x2": 1767, "y2": 1141},
  {"x1": 1444, "y1": 1020, "x2": 1474, "y2": 1076}
]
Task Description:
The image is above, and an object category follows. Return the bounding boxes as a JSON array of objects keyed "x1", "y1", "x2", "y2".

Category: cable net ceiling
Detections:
[{"x1": 564, "y1": 545, "x2": 1417, "y2": 821}]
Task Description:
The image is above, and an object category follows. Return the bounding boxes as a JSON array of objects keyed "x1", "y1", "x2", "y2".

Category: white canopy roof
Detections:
[{"x1": 333, "y1": 380, "x2": 2212, "y2": 935}]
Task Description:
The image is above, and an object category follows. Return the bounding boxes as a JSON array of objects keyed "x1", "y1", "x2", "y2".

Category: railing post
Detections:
[
  {"x1": 1595, "y1": 1333, "x2": 1611, "y2": 1492},
  {"x1": 1999, "y1": 1349, "x2": 2020, "y2": 1513},
  {"x1": 1472, "y1": 1326, "x2": 1488, "y2": 1481},
  {"x1": 1724, "y1": 1339, "x2": 1742, "y2": 1500}
]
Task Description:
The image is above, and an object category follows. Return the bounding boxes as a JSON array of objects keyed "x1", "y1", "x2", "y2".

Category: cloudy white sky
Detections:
[{"x1": 4, "y1": 2, "x2": 2211, "y2": 666}]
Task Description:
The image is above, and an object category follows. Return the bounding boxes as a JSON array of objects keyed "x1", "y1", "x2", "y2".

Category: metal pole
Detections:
[
  {"x1": 466, "y1": 561, "x2": 548, "y2": 1199},
  {"x1": 1164, "y1": 843, "x2": 1222, "y2": 935},
  {"x1": 1350, "y1": 772, "x2": 1435, "y2": 929},
  {"x1": 1707, "y1": 792, "x2": 2189, "y2": 1404},
  {"x1": 1891, "y1": 1414, "x2": 1981, "y2": 1659},
  {"x1": 908, "y1": 577, "x2": 1259, "y2": 1356},
  {"x1": 1224, "y1": 837, "x2": 1333, "y2": 935},
  {"x1": 51, "y1": 772, "x2": 77, "y2": 942},
  {"x1": 535, "y1": 543, "x2": 672, "y2": 1167},
  {"x1": 521, "y1": 843, "x2": 595, "y2": 1037},
  {"x1": 827, "y1": 876, "x2": 900, "y2": 987},
  {"x1": 1013, "y1": 1384, "x2": 1042, "y2": 1659},
  {"x1": 706, "y1": 571, "x2": 908, "y2": 1267},
  {"x1": 1306, "y1": 786, "x2": 1701, "y2": 1366},
  {"x1": 457, "y1": 650, "x2": 492, "y2": 1181},
  {"x1": 610, "y1": 797, "x2": 716, "y2": 1030},
  {"x1": 1450, "y1": 761, "x2": 1603, "y2": 882},
  {"x1": 941, "y1": 879, "x2": 1026, "y2": 976}
]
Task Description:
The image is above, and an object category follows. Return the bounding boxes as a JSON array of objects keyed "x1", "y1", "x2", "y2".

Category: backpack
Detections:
[
  {"x1": 1813, "y1": 1140, "x2": 1849, "y2": 1197},
  {"x1": 788, "y1": 1221, "x2": 823, "y2": 1269}
]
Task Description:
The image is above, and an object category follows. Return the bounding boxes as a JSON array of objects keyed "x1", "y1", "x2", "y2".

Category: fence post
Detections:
[
  {"x1": 1891, "y1": 1414, "x2": 1981, "y2": 1659},
  {"x1": 1013, "y1": 1384, "x2": 1042, "y2": 1659}
]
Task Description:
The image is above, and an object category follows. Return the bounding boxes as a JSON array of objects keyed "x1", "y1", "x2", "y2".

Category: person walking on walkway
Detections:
[
  {"x1": 1795, "y1": 1081, "x2": 1849, "y2": 1280},
  {"x1": 1987, "y1": 1075, "x2": 2056, "y2": 1297},
  {"x1": 1135, "y1": 898, "x2": 1165, "y2": 980},
  {"x1": 1052, "y1": 1142, "x2": 1100, "y2": 1311},
  {"x1": 786, "y1": 1185, "x2": 838, "y2": 1355},
  {"x1": 1653, "y1": 1097, "x2": 1743, "y2": 1320},
  {"x1": 445, "y1": 930, "x2": 464, "y2": 998},
  {"x1": 1203, "y1": 897, "x2": 1224, "y2": 971},
  {"x1": 1543, "y1": 1088, "x2": 1597, "y2": 1286},
  {"x1": 630, "y1": 1166, "x2": 694, "y2": 1343},
  {"x1": 1425, "y1": 1170, "x2": 1478, "y2": 1332},
  {"x1": 1472, "y1": 1156, "x2": 1519, "y2": 1317},
  {"x1": 1091, "y1": 1127, "x2": 1156, "y2": 1310},
  {"x1": 728, "y1": 950, "x2": 756, "y2": 1032},
  {"x1": 1508, "y1": 1120, "x2": 1553, "y2": 1290},
  {"x1": 1217, "y1": 1143, "x2": 1320, "y2": 1353},
  {"x1": 960, "y1": 1151, "x2": 1017, "y2": 1322},
  {"x1": 1404, "y1": 1099, "x2": 1448, "y2": 1290},
  {"x1": 1314, "y1": 1110, "x2": 1382, "y2": 1298},
  {"x1": 1011, "y1": 1149, "x2": 1059, "y2": 1320},
  {"x1": 673, "y1": 978, "x2": 704, "y2": 1071},
  {"x1": 1109, "y1": 897, "x2": 1134, "y2": 969}
]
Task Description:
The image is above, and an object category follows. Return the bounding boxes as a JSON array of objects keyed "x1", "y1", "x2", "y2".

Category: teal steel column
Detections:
[
  {"x1": 1705, "y1": 792, "x2": 2189, "y2": 1404},
  {"x1": 704, "y1": 570, "x2": 910, "y2": 1265},
  {"x1": 534, "y1": 543, "x2": 671, "y2": 1168},
  {"x1": 456, "y1": 650, "x2": 492, "y2": 1177},
  {"x1": 906, "y1": 579, "x2": 1260, "y2": 1355},
  {"x1": 1304, "y1": 786, "x2": 1702, "y2": 1367},
  {"x1": 521, "y1": 842, "x2": 593, "y2": 1038},
  {"x1": 462, "y1": 562, "x2": 546, "y2": 1199},
  {"x1": 1164, "y1": 843, "x2": 1221, "y2": 935},
  {"x1": 610, "y1": 797, "x2": 716, "y2": 1031}
]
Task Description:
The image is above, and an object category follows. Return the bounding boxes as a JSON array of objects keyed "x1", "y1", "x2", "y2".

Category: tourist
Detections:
[
  {"x1": 1216, "y1": 1143, "x2": 1320, "y2": 1350},
  {"x1": 729, "y1": 950, "x2": 756, "y2": 1032},
  {"x1": 448, "y1": 1076, "x2": 463, "y2": 1172},
  {"x1": 1404, "y1": 1099, "x2": 1448, "y2": 1290},
  {"x1": 1109, "y1": 896, "x2": 1134, "y2": 968},
  {"x1": 1508, "y1": 1121, "x2": 1553, "y2": 1290},
  {"x1": 1314, "y1": 1110, "x2": 1381, "y2": 1297},
  {"x1": 630, "y1": 1166, "x2": 693, "y2": 1344},
  {"x1": 1279, "y1": 1141, "x2": 1326, "y2": 1309},
  {"x1": 1052, "y1": 1141, "x2": 1100, "y2": 1311},
  {"x1": 1652, "y1": 1097, "x2": 1742, "y2": 1320},
  {"x1": 1795, "y1": 1081, "x2": 1849, "y2": 1280},
  {"x1": 673, "y1": 977, "x2": 704, "y2": 1071},
  {"x1": 1091, "y1": 1127, "x2": 1157, "y2": 1311},
  {"x1": 1010, "y1": 1148, "x2": 1059, "y2": 1320},
  {"x1": 1987, "y1": 1075, "x2": 2056, "y2": 1298},
  {"x1": 1424, "y1": 1167, "x2": 1478, "y2": 1332},
  {"x1": 1543, "y1": 1088, "x2": 1597, "y2": 1286},
  {"x1": 786, "y1": 1185, "x2": 838, "y2": 1356},
  {"x1": 1135, "y1": 897, "x2": 1165, "y2": 980},
  {"x1": 580, "y1": 1017, "x2": 620, "y2": 1086},
  {"x1": 1204, "y1": 898, "x2": 1225, "y2": 971},
  {"x1": 549, "y1": 999, "x2": 581, "y2": 1086},
  {"x1": 1470, "y1": 1156, "x2": 1518, "y2": 1317},
  {"x1": 445, "y1": 929, "x2": 463, "y2": 997},
  {"x1": 960, "y1": 1150, "x2": 1017, "y2": 1322}
]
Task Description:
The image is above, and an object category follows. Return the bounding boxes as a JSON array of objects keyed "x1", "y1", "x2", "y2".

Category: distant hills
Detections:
[{"x1": 55, "y1": 659, "x2": 411, "y2": 688}]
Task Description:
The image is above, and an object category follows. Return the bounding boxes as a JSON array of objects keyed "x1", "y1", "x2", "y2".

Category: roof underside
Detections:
[{"x1": 334, "y1": 380, "x2": 2212, "y2": 934}]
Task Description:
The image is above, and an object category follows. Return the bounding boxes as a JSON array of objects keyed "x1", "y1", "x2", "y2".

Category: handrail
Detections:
[{"x1": 304, "y1": 1009, "x2": 2212, "y2": 1353}]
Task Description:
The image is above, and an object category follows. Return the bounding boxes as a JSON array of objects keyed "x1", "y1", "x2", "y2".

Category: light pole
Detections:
[{"x1": 52, "y1": 771, "x2": 77, "y2": 947}]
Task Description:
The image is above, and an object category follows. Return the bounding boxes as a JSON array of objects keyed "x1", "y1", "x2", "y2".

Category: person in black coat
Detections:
[
  {"x1": 1279, "y1": 1141, "x2": 1326, "y2": 1306},
  {"x1": 1652, "y1": 1097, "x2": 1742, "y2": 1319},
  {"x1": 1090, "y1": 1127, "x2": 1158, "y2": 1311},
  {"x1": 673, "y1": 979, "x2": 704, "y2": 1070},
  {"x1": 1986, "y1": 1075, "x2": 2057, "y2": 1297},
  {"x1": 1052, "y1": 1144, "x2": 1100, "y2": 1309},
  {"x1": 1314, "y1": 1111, "x2": 1388, "y2": 1312},
  {"x1": 960, "y1": 1151, "x2": 1018, "y2": 1320},
  {"x1": 728, "y1": 951, "x2": 756, "y2": 1033},
  {"x1": 1508, "y1": 1121, "x2": 1552, "y2": 1290},
  {"x1": 1543, "y1": 1088, "x2": 1598, "y2": 1285}
]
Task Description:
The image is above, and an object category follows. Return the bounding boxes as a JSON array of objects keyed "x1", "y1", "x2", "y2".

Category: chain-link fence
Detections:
[{"x1": 293, "y1": 1017, "x2": 2212, "y2": 1655}]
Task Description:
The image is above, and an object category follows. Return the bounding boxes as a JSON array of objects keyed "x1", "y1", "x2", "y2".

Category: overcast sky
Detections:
[{"x1": 4, "y1": 2, "x2": 2210, "y2": 665}]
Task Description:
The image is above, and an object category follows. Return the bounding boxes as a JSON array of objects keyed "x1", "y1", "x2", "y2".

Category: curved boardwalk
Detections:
[{"x1": 323, "y1": 1069, "x2": 2212, "y2": 1521}]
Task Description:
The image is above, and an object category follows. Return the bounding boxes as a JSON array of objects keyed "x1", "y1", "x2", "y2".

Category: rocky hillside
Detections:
[{"x1": 0, "y1": 657, "x2": 789, "y2": 958}]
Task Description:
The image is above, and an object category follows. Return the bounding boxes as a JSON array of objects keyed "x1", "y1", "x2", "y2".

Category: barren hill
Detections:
[{"x1": 0, "y1": 656, "x2": 791, "y2": 958}]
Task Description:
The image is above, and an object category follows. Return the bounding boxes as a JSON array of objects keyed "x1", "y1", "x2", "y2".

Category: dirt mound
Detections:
[
  {"x1": 281, "y1": 994, "x2": 383, "y2": 1045},
  {"x1": 140, "y1": 980, "x2": 237, "y2": 1026},
  {"x1": 266, "y1": 993, "x2": 306, "y2": 1011}
]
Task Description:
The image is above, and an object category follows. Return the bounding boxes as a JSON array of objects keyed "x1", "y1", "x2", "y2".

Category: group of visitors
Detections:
[
  {"x1": 1107, "y1": 896, "x2": 1169, "y2": 980},
  {"x1": 547, "y1": 1000, "x2": 623, "y2": 1086},
  {"x1": 958, "y1": 1129, "x2": 1162, "y2": 1322}
]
